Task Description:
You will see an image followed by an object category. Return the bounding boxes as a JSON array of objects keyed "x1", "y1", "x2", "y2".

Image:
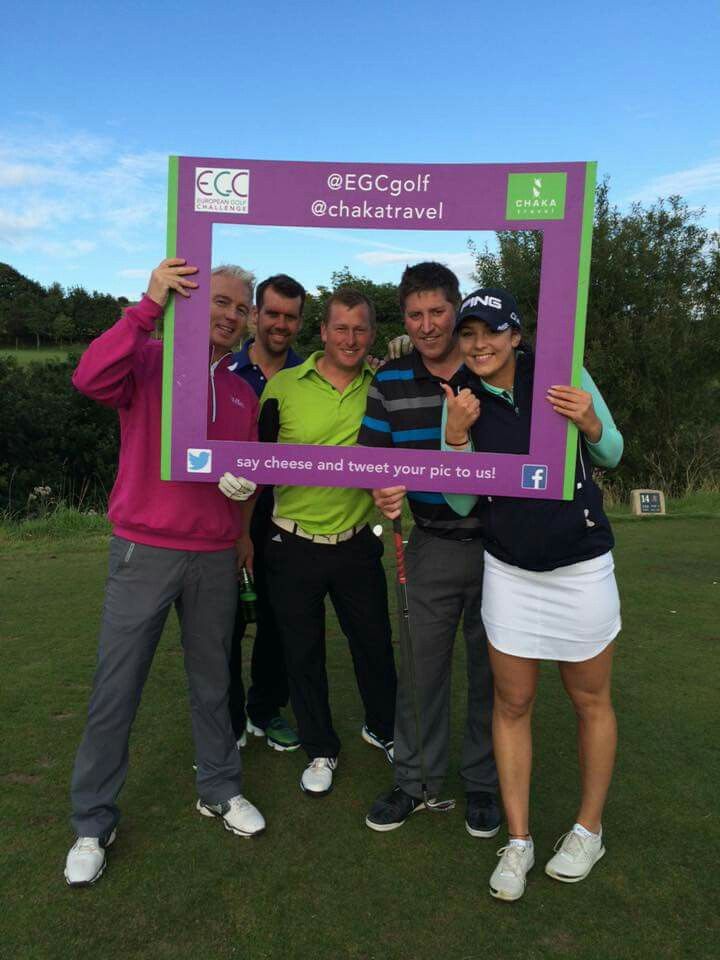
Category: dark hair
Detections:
[
  {"x1": 322, "y1": 288, "x2": 376, "y2": 328},
  {"x1": 398, "y1": 261, "x2": 460, "y2": 311},
  {"x1": 256, "y1": 274, "x2": 306, "y2": 313}
]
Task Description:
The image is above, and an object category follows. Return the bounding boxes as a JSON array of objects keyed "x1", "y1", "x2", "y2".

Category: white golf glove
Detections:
[{"x1": 218, "y1": 472, "x2": 257, "y2": 502}]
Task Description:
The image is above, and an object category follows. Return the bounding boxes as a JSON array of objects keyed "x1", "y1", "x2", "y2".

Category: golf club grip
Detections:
[{"x1": 392, "y1": 517, "x2": 407, "y2": 584}]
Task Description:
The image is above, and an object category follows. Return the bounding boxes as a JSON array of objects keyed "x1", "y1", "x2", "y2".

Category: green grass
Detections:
[
  {"x1": 0, "y1": 344, "x2": 86, "y2": 364},
  {"x1": 0, "y1": 506, "x2": 110, "y2": 541},
  {"x1": 2, "y1": 490, "x2": 716, "y2": 543},
  {"x1": 1, "y1": 520, "x2": 719, "y2": 960},
  {"x1": 607, "y1": 488, "x2": 720, "y2": 519}
]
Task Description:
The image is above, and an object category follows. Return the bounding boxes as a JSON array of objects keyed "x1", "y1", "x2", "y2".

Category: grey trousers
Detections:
[
  {"x1": 394, "y1": 526, "x2": 498, "y2": 799},
  {"x1": 70, "y1": 537, "x2": 242, "y2": 838}
]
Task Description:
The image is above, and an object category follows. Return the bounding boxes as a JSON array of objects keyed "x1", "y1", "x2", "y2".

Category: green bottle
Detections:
[{"x1": 239, "y1": 566, "x2": 257, "y2": 624}]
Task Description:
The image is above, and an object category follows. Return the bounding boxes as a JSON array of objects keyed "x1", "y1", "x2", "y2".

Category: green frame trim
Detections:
[
  {"x1": 160, "y1": 156, "x2": 179, "y2": 480},
  {"x1": 562, "y1": 161, "x2": 597, "y2": 499}
]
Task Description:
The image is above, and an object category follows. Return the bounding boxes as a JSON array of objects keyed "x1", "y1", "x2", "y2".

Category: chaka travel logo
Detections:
[
  {"x1": 506, "y1": 173, "x2": 567, "y2": 221},
  {"x1": 194, "y1": 167, "x2": 250, "y2": 214}
]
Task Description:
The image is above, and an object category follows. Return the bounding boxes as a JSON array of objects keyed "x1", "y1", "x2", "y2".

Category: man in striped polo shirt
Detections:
[{"x1": 358, "y1": 262, "x2": 500, "y2": 837}]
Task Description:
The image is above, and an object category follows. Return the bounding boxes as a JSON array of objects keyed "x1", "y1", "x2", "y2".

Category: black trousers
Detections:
[
  {"x1": 228, "y1": 490, "x2": 290, "y2": 737},
  {"x1": 265, "y1": 522, "x2": 397, "y2": 759}
]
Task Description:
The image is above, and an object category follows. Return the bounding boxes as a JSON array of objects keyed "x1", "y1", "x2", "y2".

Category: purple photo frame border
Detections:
[{"x1": 161, "y1": 157, "x2": 596, "y2": 499}]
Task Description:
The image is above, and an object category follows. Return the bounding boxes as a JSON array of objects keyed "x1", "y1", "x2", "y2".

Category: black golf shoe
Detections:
[
  {"x1": 465, "y1": 791, "x2": 502, "y2": 838},
  {"x1": 361, "y1": 724, "x2": 394, "y2": 764},
  {"x1": 365, "y1": 785, "x2": 425, "y2": 832}
]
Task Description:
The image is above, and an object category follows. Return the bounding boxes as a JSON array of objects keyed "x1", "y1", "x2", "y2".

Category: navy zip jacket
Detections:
[{"x1": 461, "y1": 350, "x2": 615, "y2": 572}]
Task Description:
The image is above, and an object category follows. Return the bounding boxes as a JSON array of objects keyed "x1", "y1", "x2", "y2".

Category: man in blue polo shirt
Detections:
[
  {"x1": 358, "y1": 261, "x2": 500, "y2": 837},
  {"x1": 228, "y1": 274, "x2": 305, "y2": 752}
]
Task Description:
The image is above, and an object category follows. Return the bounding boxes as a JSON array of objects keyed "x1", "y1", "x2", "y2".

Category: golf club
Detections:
[{"x1": 392, "y1": 516, "x2": 455, "y2": 813}]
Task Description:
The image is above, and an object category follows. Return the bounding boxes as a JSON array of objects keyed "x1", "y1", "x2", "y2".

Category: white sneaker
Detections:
[
  {"x1": 489, "y1": 842, "x2": 535, "y2": 901},
  {"x1": 64, "y1": 830, "x2": 116, "y2": 887},
  {"x1": 545, "y1": 826, "x2": 605, "y2": 882},
  {"x1": 246, "y1": 719, "x2": 265, "y2": 740},
  {"x1": 196, "y1": 794, "x2": 265, "y2": 837},
  {"x1": 300, "y1": 757, "x2": 337, "y2": 796}
]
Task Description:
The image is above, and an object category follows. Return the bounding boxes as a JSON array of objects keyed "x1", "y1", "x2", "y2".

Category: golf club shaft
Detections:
[{"x1": 393, "y1": 516, "x2": 431, "y2": 806}]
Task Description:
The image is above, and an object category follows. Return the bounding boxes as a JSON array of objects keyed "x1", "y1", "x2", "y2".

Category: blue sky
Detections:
[
  {"x1": 212, "y1": 225, "x2": 507, "y2": 296},
  {"x1": 1, "y1": 0, "x2": 718, "y2": 298}
]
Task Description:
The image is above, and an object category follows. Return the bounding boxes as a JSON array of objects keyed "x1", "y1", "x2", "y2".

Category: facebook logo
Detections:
[{"x1": 521, "y1": 464, "x2": 548, "y2": 490}]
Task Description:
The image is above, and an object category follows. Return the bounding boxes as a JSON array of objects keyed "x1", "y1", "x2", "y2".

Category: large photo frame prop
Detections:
[{"x1": 162, "y1": 157, "x2": 596, "y2": 499}]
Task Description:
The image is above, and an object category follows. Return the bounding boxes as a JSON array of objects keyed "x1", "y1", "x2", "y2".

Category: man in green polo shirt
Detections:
[{"x1": 260, "y1": 289, "x2": 397, "y2": 797}]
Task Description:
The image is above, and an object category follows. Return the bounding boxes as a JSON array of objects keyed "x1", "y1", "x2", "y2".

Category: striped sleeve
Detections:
[{"x1": 357, "y1": 379, "x2": 394, "y2": 448}]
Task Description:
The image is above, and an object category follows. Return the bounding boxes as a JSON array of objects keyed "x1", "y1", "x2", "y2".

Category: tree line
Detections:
[
  {"x1": 1, "y1": 181, "x2": 719, "y2": 511},
  {"x1": 0, "y1": 265, "x2": 129, "y2": 349},
  {"x1": 470, "y1": 183, "x2": 720, "y2": 498},
  {"x1": 0, "y1": 260, "x2": 407, "y2": 356}
]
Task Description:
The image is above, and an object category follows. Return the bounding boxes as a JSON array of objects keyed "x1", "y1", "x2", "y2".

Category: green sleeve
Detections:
[
  {"x1": 439, "y1": 397, "x2": 479, "y2": 517},
  {"x1": 581, "y1": 368, "x2": 624, "y2": 468}
]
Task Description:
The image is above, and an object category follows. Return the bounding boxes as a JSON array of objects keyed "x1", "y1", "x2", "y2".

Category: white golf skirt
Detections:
[{"x1": 482, "y1": 550, "x2": 621, "y2": 662}]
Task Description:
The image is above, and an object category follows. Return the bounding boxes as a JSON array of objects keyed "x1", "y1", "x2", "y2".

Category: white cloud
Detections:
[
  {"x1": 39, "y1": 239, "x2": 97, "y2": 257},
  {"x1": 355, "y1": 249, "x2": 477, "y2": 281},
  {"x1": 0, "y1": 162, "x2": 52, "y2": 187},
  {"x1": 630, "y1": 159, "x2": 720, "y2": 203},
  {"x1": 0, "y1": 127, "x2": 166, "y2": 263},
  {"x1": 357, "y1": 251, "x2": 423, "y2": 265},
  {"x1": 215, "y1": 224, "x2": 270, "y2": 237},
  {"x1": 117, "y1": 268, "x2": 150, "y2": 279},
  {"x1": 37, "y1": 132, "x2": 112, "y2": 164},
  {"x1": 0, "y1": 208, "x2": 49, "y2": 233},
  {"x1": 103, "y1": 201, "x2": 164, "y2": 229},
  {"x1": 272, "y1": 224, "x2": 435, "y2": 252}
]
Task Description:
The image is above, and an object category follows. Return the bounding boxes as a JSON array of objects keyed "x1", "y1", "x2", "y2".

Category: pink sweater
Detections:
[{"x1": 72, "y1": 295, "x2": 259, "y2": 551}]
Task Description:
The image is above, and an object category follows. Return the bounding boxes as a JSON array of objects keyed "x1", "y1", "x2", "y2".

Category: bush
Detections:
[{"x1": 0, "y1": 355, "x2": 119, "y2": 514}]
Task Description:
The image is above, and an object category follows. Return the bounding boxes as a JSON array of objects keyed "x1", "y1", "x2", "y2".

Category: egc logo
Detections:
[
  {"x1": 506, "y1": 173, "x2": 566, "y2": 221},
  {"x1": 194, "y1": 168, "x2": 250, "y2": 214},
  {"x1": 521, "y1": 464, "x2": 548, "y2": 490}
]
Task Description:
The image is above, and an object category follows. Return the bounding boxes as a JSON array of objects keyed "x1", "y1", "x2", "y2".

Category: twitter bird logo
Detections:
[{"x1": 187, "y1": 449, "x2": 212, "y2": 473}]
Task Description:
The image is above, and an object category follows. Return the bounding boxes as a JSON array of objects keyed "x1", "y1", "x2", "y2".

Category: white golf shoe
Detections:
[
  {"x1": 489, "y1": 841, "x2": 535, "y2": 901},
  {"x1": 545, "y1": 826, "x2": 605, "y2": 882},
  {"x1": 300, "y1": 757, "x2": 337, "y2": 796},
  {"x1": 64, "y1": 830, "x2": 116, "y2": 887},
  {"x1": 196, "y1": 794, "x2": 265, "y2": 837}
]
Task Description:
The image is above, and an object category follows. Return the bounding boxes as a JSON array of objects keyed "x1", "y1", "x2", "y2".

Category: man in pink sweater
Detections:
[{"x1": 64, "y1": 258, "x2": 265, "y2": 888}]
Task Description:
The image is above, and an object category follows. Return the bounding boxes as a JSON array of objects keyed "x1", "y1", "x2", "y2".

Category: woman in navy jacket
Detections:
[{"x1": 442, "y1": 289, "x2": 623, "y2": 902}]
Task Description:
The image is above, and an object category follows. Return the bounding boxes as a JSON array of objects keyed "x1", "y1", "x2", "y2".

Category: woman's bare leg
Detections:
[
  {"x1": 487, "y1": 645, "x2": 540, "y2": 837},
  {"x1": 558, "y1": 642, "x2": 616, "y2": 834}
]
